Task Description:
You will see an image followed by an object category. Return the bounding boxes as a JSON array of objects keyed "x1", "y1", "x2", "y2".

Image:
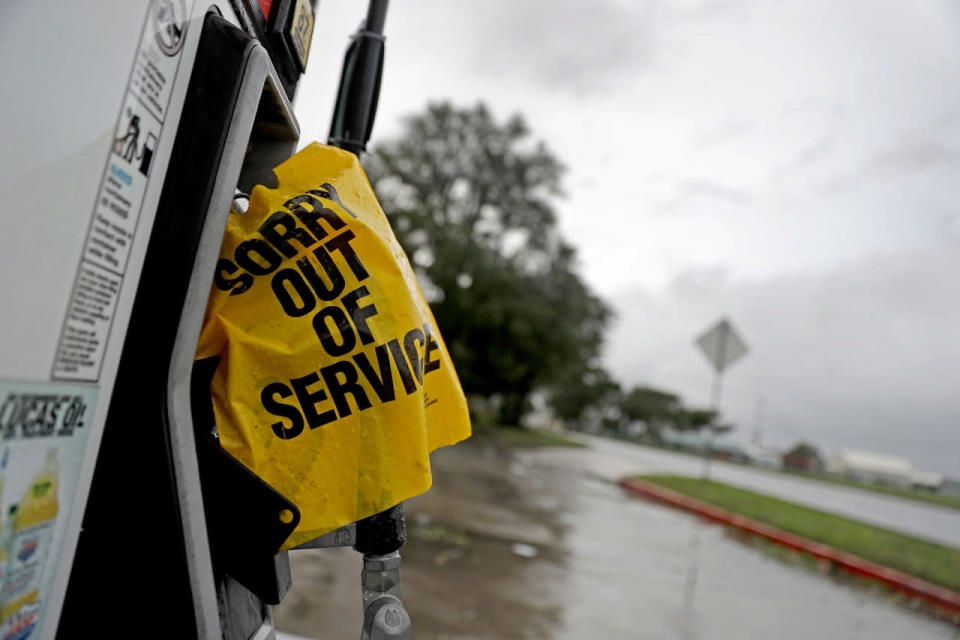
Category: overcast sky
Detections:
[{"x1": 298, "y1": 0, "x2": 960, "y2": 474}]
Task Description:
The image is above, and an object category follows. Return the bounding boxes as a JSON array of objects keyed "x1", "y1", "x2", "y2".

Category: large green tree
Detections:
[
  {"x1": 614, "y1": 385, "x2": 725, "y2": 440},
  {"x1": 618, "y1": 386, "x2": 682, "y2": 440},
  {"x1": 550, "y1": 366, "x2": 622, "y2": 429},
  {"x1": 366, "y1": 102, "x2": 611, "y2": 424}
]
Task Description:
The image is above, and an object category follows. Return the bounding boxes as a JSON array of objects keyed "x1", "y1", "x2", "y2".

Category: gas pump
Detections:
[{"x1": 0, "y1": 1, "x2": 408, "y2": 638}]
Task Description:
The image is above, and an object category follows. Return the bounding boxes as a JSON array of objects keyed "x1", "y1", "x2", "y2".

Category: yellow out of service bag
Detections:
[{"x1": 196, "y1": 143, "x2": 471, "y2": 551}]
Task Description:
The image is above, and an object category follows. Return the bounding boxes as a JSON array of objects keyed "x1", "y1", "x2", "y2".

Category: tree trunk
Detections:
[{"x1": 497, "y1": 390, "x2": 529, "y2": 427}]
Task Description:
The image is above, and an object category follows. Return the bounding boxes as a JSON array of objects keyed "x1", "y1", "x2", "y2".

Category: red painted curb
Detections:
[{"x1": 618, "y1": 477, "x2": 960, "y2": 620}]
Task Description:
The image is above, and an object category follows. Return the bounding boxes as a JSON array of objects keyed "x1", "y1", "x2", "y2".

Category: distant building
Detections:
[
  {"x1": 910, "y1": 469, "x2": 945, "y2": 493},
  {"x1": 828, "y1": 449, "x2": 943, "y2": 491},
  {"x1": 782, "y1": 442, "x2": 824, "y2": 472}
]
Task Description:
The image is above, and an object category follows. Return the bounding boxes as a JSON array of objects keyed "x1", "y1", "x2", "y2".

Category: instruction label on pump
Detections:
[
  {"x1": 52, "y1": 0, "x2": 189, "y2": 382},
  {"x1": 196, "y1": 144, "x2": 471, "y2": 550}
]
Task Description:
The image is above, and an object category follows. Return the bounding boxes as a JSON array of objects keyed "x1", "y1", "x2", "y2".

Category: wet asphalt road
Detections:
[
  {"x1": 557, "y1": 434, "x2": 960, "y2": 549},
  {"x1": 275, "y1": 437, "x2": 959, "y2": 639}
]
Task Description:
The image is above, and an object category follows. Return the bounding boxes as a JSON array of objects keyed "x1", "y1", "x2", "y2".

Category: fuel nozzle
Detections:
[
  {"x1": 289, "y1": 504, "x2": 411, "y2": 638},
  {"x1": 360, "y1": 552, "x2": 410, "y2": 639},
  {"x1": 356, "y1": 504, "x2": 410, "y2": 639}
]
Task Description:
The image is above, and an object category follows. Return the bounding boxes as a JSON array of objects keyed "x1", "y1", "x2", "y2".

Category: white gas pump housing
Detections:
[{"x1": 0, "y1": 1, "x2": 319, "y2": 638}]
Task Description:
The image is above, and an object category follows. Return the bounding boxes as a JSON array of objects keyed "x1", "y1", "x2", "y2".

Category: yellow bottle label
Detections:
[{"x1": 15, "y1": 477, "x2": 57, "y2": 532}]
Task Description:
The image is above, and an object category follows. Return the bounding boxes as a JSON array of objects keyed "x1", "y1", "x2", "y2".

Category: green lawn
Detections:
[
  {"x1": 472, "y1": 424, "x2": 586, "y2": 448},
  {"x1": 634, "y1": 474, "x2": 960, "y2": 593}
]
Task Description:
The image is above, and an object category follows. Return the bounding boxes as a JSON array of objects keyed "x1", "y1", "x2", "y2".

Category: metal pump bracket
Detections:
[{"x1": 192, "y1": 356, "x2": 301, "y2": 605}]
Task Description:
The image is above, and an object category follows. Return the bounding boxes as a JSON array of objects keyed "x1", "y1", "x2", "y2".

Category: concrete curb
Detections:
[{"x1": 618, "y1": 477, "x2": 960, "y2": 620}]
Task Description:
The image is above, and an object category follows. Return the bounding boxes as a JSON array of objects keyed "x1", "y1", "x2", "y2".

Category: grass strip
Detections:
[
  {"x1": 469, "y1": 421, "x2": 587, "y2": 448},
  {"x1": 635, "y1": 474, "x2": 960, "y2": 593},
  {"x1": 478, "y1": 424, "x2": 586, "y2": 448}
]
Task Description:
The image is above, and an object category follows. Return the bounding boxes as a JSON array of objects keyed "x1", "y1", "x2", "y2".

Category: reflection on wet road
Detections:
[{"x1": 274, "y1": 439, "x2": 959, "y2": 639}]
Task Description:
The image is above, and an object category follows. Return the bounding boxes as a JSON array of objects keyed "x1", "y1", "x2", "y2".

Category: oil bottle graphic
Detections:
[{"x1": 0, "y1": 448, "x2": 59, "y2": 639}]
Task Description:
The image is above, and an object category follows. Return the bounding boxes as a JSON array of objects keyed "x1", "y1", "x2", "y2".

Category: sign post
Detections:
[{"x1": 694, "y1": 318, "x2": 748, "y2": 479}]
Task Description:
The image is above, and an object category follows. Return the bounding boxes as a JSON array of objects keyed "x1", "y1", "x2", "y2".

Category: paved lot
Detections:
[{"x1": 275, "y1": 438, "x2": 959, "y2": 639}]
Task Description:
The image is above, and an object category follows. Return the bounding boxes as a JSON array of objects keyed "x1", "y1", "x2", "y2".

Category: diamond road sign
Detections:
[{"x1": 696, "y1": 318, "x2": 748, "y2": 373}]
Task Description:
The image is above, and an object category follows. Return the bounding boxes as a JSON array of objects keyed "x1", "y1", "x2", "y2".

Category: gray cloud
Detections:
[
  {"x1": 778, "y1": 138, "x2": 835, "y2": 172},
  {"x1": 693, "y1": 116, "x2": 755, "y2": 148},
  {"x1": 820, "y1": 104, "x2": 960, "y2": 192},
  {"x1": 678, "y1": 179, "x2": 753, "y2": 204},
  {"x1": 652, "y1": 179, "x2": 754, "y2": 214},
  {"x1": 877, "y1": 141, "x2": 960, "y2": 171},
  {"x1": 823, "y1": 138, "x2": 960, "y2": 192},
  {"x1": 459, "y1": 0, "x2": 659, "y2": 94},
  {"x1": 781, "y1": 98, "x2": 846, "y2": 119}
]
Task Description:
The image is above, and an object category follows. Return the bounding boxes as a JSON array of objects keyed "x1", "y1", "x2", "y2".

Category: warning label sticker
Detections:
[{"x1": 52, "y1": 0, "x2": 188, "y2": 381}]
